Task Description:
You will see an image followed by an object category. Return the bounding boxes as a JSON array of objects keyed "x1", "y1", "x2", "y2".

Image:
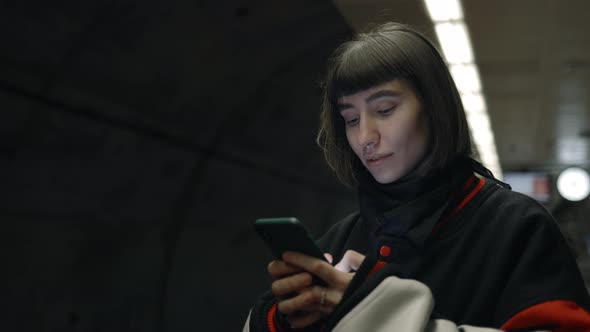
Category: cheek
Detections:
[
  {"x1": 345, "y1": 130, "x2": 362, "y2": 157},
  {"x1": 411, "y1": 118, "x2": 429, "y2": 155},
  {"x1": 416, "y1": 114, "x2": 429, "y2": 145},
  {"x1": 391, "y1": 116, "x2": 427, "y2": 153}
]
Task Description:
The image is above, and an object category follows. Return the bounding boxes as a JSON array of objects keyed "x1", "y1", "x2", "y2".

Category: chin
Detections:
[{"x1": 371, "y1": 172, "x2": 402, "y2": 184}]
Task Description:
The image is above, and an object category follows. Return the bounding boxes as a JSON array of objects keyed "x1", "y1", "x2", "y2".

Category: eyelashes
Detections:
[
  {"x1": 343, "y1": 107, "x2": 397, "y2": 127},
  {"x1": 377, "y1": 107, "x2": 395, "y2": 115},
  {"x1": 346, "y1": 119, "x2": 359, "y2": 126}
]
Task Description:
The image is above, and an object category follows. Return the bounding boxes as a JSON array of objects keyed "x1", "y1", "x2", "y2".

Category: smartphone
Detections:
[{"x1": 254, "y1": 217, "x2": 328, "y2": 263}]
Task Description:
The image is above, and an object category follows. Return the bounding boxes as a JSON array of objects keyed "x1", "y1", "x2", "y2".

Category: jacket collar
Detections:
[{"x1": 359, "y1": 157, "x2": 474, "y2": 250}]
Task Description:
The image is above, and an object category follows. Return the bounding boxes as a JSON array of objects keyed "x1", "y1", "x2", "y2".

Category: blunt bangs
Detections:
[{"x1": 328, "y1": 44, "x2": 406, "y2": 105}]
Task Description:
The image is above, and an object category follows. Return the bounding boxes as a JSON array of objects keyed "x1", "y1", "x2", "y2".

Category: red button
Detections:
[{"x1": 379, "y1": 245, "x2": 391, "y2": 257}]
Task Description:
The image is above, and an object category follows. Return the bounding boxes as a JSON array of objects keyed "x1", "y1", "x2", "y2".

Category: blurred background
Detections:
[{"x1": 1, "y1": 0, "x2": 589, "y2": 331}]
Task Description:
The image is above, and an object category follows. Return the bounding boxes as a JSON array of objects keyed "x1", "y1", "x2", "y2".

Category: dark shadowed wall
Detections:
[{"x1": 0, "y1": 1, "x2": 358, "y2": 330}]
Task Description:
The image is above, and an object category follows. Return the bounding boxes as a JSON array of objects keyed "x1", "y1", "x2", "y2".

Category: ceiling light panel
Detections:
[
  {"x1": 435, "y1": 22, "x2": 474, "y2": 64},
  {"x1": 424, "y1": 0, "x2": 463, "y2": 22},
  {"x1": 451, "y1": 64, "x2": 482, "y2": 93}
]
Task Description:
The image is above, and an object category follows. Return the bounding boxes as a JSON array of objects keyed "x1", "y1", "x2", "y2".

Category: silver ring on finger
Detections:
[{"x1": 320, "y1": 287, "x2": 327, "y2": 306}]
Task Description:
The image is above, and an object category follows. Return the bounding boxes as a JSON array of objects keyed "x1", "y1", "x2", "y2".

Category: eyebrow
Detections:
[{"x1": 336, "y1": 90, "x2": 402, "y2": 112}]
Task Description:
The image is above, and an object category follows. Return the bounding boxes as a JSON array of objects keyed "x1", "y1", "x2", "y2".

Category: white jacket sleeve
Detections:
[
  {"x1": 332, "y1": 276, "x2": 504, "y2": 332},
  {"x1": 242, "y1": 310, "x2": 251, "y2": 332},
  {"x1": 243, "y1": 277, "x2": 549, "y2": 331}
]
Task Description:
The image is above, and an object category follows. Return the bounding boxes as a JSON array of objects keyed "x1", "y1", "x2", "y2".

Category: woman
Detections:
[{"x1": 244, "y1": 23, "x2": 590, "y2": 331}]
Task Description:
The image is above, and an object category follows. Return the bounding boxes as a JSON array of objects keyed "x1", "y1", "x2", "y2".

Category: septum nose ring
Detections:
[{"x1": 363, "y1": 141, "x2": 375, "y2": 154}]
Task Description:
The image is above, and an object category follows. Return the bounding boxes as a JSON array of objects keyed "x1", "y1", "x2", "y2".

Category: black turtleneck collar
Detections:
[
  {"x1": 358, "y1": 157, "x2": 475, "y2": 253},
  {"x1": 357, "y1": 162, "x2": 447, "y2": 213}
]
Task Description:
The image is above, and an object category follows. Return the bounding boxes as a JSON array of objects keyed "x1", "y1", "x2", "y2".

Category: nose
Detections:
[{"x1": 358, "y1": 116, "x2": 379, "y2": 153}]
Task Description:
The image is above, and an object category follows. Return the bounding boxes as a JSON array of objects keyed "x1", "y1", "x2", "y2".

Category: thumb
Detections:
[{"x1": 334, "y1": 250, "x2": 365, "y2": 272}]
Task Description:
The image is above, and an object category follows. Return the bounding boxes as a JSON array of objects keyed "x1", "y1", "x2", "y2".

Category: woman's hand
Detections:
[{"x1": 267, "y1": 250, "x2": 365, "y2": 329}]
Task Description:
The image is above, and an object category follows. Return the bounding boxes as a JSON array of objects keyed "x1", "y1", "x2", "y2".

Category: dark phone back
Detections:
[{"x1": 254, "y1": 217, "x2": 326, "y2": 261}]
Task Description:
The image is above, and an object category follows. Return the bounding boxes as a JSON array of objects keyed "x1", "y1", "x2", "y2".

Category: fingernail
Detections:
[{"x1": 282, "y1": 252, "x2": 293, "y2": 261}]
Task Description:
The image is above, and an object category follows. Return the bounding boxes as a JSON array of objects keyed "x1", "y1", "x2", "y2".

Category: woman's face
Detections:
[{"x1": 337, "y1": 79, "x2": 429, "y2": 184}]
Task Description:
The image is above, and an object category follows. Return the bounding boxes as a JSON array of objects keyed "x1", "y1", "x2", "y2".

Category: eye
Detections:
[
  {"x1": 377, "y1": 107, "x2": 395, "y2": 115},
  {"x1": 345, "y1": 117, "x2": 359, "y2": 127}
]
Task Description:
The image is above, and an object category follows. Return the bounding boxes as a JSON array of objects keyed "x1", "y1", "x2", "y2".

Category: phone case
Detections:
[{"x1": 254, "y1": 217, "x2": 327, "y2": 261}]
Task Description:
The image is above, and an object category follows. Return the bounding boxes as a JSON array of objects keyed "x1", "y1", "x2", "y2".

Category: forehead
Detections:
[{"x1": 337, "y1": 79, "x2": 411, "y2": 105}]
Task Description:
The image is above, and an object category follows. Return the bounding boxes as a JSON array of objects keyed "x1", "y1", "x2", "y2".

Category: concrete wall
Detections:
[{"x1": 0, "y1": 1, "x2": 357, "y2": 330}]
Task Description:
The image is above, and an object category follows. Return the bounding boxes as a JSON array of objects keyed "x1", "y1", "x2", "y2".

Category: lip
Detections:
[{"x1": 365, "y1": 153, "x2": 394, "y2": 166}]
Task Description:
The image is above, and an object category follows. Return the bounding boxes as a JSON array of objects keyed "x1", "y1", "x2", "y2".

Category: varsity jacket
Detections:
[{"x1": 244, "y1": 164, "x2": 590, "y2": 331}]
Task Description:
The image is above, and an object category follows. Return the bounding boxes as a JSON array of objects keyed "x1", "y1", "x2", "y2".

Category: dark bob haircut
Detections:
[{"x1": 317, "y1": 22, "x2": 472, "y2": 186}]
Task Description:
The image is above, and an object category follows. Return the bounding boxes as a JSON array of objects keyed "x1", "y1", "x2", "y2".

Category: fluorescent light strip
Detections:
[
  {"x1": 424, "y1": 0, "x2": 463, "y2": 22},
  {"x1": 466, "y1": 93, "x2": 502, "y2": 178},
  {"x1": 450, "y1": 64, "x2": 482, "y2": 93},
  {"x1": 460, "y1": 92, "x2": 486, "y2": 113},
  {"x1": 424, "y1": 0, "x2": 503, "y2": 179},
  {"x1": 435, "y1": 22, "x2": 474, "y2": 64},
  {"x1": 467, "y1": 112, "x2": 494, "y2": 144}
]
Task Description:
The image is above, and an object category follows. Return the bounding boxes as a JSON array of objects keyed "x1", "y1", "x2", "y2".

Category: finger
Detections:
[
  {"x1": 307, "y1": 304, "x2": 336, "y2": 315},
  {"x1": 276, "y1": 286, "x2": 326, "y2": 314},
  {"x1": 267, "y1": 259, "x2": 301, "y2": 279},
  {"x1": 303, "y1": 289, "x2": 340, "y2": 315},
  {"x1": 271, "y1": 272, "x2": 312, "y2": 297},
  {"x1": 287, "y1": 311, "x2": 323, "y2": 329},
  {"x1": 334, "y1": 250, "x2": 366, "y2": 272},
  {"x1": 282, "y1": 251, "x2": 334, "y2": 284},
  {"x1": 277, "y1": 290, "x2": 316, "y2": 315},
  {"x1": 324, "y1": 253, "x2": 333, "y2": 264},
  {"x1": 318, "y1": 288, "x2": 340, "y2": 314}
]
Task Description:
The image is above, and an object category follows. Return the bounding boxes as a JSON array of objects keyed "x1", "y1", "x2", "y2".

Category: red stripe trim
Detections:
[
  {"x1": 501, "y1": 300, "x2": 590, "y2": 331},
  {"x1": 368, "y1": 260, "x2": 388, "y2": 276},
  {"x1": 452, "y1": 176, "x2": 485, "y2": 217},
  {"x1": 432, "y1": 176, "x2": 485, "y2": 235},
  {"x1": 267, "y1": 303, "x2": 279, "y2": 332},
  {"x1": 462, "y1": 174, "x2": 475, "y2": 192}
]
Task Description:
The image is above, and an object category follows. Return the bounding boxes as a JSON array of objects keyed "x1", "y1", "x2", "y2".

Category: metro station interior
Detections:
[{"x1": 1, "y1": 1, "x2": 589, "y2": 330}]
